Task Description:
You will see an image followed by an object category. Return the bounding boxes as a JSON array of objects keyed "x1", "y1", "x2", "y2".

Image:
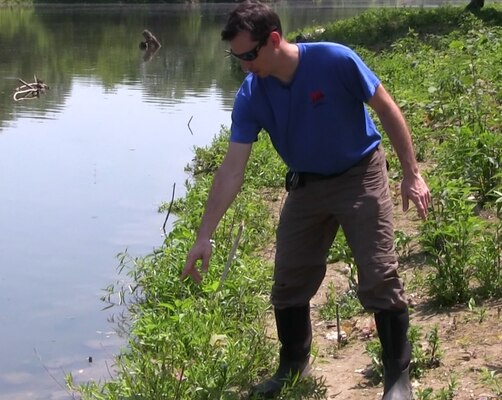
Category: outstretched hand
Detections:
[
  {"x1": 401, "y1": 174, "x2": 431, "y2": 220},
  {"x1": 180, "y1": 239, "x2": 212, "y2": 284}
]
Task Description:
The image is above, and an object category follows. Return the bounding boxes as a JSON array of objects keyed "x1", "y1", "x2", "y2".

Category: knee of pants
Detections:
[
  {"x1": 271, "y1": 264, "x2": 326, "y2": 309},
  {"x1": 356, "y1": 261, "x2": 408, "y2": 312}
]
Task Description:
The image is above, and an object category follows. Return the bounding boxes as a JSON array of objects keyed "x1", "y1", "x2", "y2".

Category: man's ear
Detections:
[{"x1": 269, "y1": 31, "x2": 282, "y2": 48}]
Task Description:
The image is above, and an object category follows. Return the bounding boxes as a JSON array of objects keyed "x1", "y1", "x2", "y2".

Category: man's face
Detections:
[{"x1": 229, "y1": 31, "x2": 271, "y2": 77}]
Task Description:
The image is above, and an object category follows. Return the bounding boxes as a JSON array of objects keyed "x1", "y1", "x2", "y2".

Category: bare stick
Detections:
[
  {"x1": 162, "y1": 183, "x2": 177, "y2": 237},
  {"x1": 336, "y1": 304, "x2": 341, "y2": 349},
  {"x1": 105, "y1": 359, "x2": 114, "y2": 380},
  {"x1": 98, "y1": 342, "x2": 118, "y2": 380},
  {"x1": 18, "y1": 78, "x2": 36, "y2": 90},
  {"x1": 174, "y1": 364, "x2": 185, "y2": 400},
  {"x1": 33, "y1": 348, "x2": 77, "y2": 399},
  {"x1": 218, "y1": 222, "x2": 244, "y2": 291},
  {"x1": 187, "y1": 115, "x2": 193, "y2": 135}
]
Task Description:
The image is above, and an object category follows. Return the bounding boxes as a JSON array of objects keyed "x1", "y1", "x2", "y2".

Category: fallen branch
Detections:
[{"x1": 13, "y1": 75, "x2": 49, "y2": 102}]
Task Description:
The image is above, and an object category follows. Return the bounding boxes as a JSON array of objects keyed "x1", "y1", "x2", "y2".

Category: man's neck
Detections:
[{"x1": 272, "y1": 42, "x2": 300, "y2": 85}]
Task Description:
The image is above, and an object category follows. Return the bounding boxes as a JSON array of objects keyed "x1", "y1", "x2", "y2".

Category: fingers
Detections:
[
  {"x1": 414, "y1": 183, "x2": 431, "y2": 220},
  {"x1": 404, "y1": 192, "x2": 428, "y2": 219},
  {"x1": 415, "y1": 196, "x2": 428, "y2": 220},
  {"x1": 180, "y1": 250, "x2": 203, "y2": 283},
  {"x1": 201, "y1": 257, "x2": 210, "y2": 274},
  {"x1": 420, "y1": 190, "x2": 431, "y2": 219},
  {"x1": 401, "y1": 177, "x2": 431, "y2": 220},
  {"x1": 406, "y1": 190, "x2": 431, "y2": 220},
  {"x1": 180, "y1": 241, "x2": 212, "y2": 284},
  {"x1": 180, "y1": 261, "x2": 202, "y2": 284},
  {"x1": 401, "y1": 191, "x2": 409, "y2": 212}
]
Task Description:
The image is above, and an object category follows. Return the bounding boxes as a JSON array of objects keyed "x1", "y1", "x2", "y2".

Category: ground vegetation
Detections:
[{"x1": 69, "y1": 6, "x2": 501, "y2": 399}]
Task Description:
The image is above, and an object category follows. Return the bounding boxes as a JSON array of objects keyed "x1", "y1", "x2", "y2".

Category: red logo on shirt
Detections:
[{"x1": 310, "y1": 90, "x2": 325, "y2": 104}]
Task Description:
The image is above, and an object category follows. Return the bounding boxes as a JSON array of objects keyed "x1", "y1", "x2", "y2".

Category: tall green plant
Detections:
[
  {"x1": 435, "y1": 127, "x2": 501, "y2": 206},
  {"x1": 419, "y1": 178, "x2": 484, "y2": 305},
  {"x1": 472, "y1": 222, "x2": 502, "y2": 297}
]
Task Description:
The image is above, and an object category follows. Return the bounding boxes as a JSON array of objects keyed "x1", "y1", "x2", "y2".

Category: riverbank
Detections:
[{"x1": 70, "y1": 5, "x2": 502, "y2": 399}]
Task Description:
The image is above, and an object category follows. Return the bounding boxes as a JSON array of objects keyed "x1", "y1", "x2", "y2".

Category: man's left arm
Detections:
[{"x1": 367, "y1": 84, "x2": 431, "y2": 219}]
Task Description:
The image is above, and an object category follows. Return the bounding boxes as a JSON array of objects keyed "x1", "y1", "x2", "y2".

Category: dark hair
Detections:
[{"x1": 221, "y1": 0, "x2": 282, "y2": 43}]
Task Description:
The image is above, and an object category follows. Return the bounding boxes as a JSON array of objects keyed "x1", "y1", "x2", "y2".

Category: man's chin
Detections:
[{"x1": 252, "y1": 71, "x2": 267, "y2": 78}]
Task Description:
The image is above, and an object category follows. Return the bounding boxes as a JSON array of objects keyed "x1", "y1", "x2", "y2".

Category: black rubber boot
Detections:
[
  {"x1": 250, "y1": 305, "x2": 312, "y2": 399},
  {"x1": 374, "y1": 309, "x2": 413, "y2": 400}
]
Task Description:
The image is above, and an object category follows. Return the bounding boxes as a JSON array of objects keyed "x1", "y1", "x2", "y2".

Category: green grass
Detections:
[{"x1": 70, "y1": 5, "x2": 502, "y2": 399}]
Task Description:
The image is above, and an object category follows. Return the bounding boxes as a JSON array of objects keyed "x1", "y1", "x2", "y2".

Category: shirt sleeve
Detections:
[
  {"x1": 336, "y1": 46, "x2": 380, "y2": 103},
  {"x1": 229, "y1": 78, "x2": 262, "y2": 144}
]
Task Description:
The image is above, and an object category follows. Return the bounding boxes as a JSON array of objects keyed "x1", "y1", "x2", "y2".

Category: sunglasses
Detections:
[
  {"x1": 226, "y1": 31, "x2": 274, "y2": 62},
  {"x1": 226, "y1": 42, "x2": 264, "y2": 62}
]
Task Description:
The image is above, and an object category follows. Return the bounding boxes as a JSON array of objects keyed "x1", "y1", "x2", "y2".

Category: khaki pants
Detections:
[{"x1": 272, "y1": 146, "x2": 407, "y2": 312}]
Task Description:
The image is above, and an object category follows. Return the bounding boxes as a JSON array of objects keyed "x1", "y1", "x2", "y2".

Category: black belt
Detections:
[
  {"x1": 285, "y1": 170, "x2": 344, "y2": 192},
  {"x1": 285, "y1": 147, "x2": 384, "y2": 192},
  {"x1": 299, "y1": 171, "x2": 343, "y2": 183}
]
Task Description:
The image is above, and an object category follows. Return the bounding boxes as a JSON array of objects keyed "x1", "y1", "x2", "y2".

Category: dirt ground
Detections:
[{"x1": 262, "y1": 186, "x2": 502, "y2": 400}]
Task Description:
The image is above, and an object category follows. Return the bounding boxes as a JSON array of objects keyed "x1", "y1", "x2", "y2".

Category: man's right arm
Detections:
[{"x1": 180, "y1": 141, "x2": 253, "y2": 283}]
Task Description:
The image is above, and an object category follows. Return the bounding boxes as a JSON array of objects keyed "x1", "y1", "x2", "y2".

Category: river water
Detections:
[{"x1": 0, "y1": 1, "x2": 469, "y2": 398}]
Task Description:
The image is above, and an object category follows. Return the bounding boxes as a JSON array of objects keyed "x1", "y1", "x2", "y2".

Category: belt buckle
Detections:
[{"x1": 285, "y1": 171, "x2": 301, "y2": 192}]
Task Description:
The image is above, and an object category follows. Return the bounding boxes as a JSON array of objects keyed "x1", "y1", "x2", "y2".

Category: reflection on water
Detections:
[
  {"x1": 0, "y1": 1, "x2": 471, "y2": 398},
  {"x1": 0, "y1": 79, "x2": 231, "y2": 399}
]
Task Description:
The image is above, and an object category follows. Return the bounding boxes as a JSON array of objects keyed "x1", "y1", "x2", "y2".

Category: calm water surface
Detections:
[{"x1": 0, "y1": 2, "x2": 468, "y2": 398}]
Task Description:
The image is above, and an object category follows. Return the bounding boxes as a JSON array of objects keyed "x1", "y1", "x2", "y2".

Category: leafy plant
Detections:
[
  {"x1": 416, "y1": 377, "x2": 458, "y2": 400},
  {"x1": 319, "y1": 282, "x2": 363, "y2": 322},
  {"x1": 472, "y1": 222, "x2": 502, "y2": 298},
  {"x1": 480, "y1": 367, "x2": 502, "y2": 398},
  {"x1": 435, "y1": 127, "x2": 502, "y2": 206},
  {"x1": 394, "y1": 230, "x2": 413, "y2": 260},
  {"x1": 365, "y1": 324, "x2": 442, "y2": 383},
  {"x1": 271, "y1": 374, "x2": 327, "y2": 400},
  {"x1": 419, "y1": 177, "x2": 483, "y2": 305}
]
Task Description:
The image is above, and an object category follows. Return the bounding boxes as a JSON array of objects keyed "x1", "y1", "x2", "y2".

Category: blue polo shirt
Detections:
[{"x1": 230, "y1": 42, "x2": 382, "y2": 175}]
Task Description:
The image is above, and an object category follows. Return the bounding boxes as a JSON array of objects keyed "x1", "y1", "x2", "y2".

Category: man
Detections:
[{"x1": 181, "y1": 1, "x2": 431, "y2": 399}]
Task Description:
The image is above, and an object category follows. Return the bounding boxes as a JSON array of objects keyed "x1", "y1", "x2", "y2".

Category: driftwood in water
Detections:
[
  {"x1": 13, "y1": 76, "x2": 49, "y2": 102},
  {"x1": 139, "y1": 29, "x2": 161, "y2": 62},
  {"x1": 141, "y1": 29, "x2": 161, "y2": 49}
]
